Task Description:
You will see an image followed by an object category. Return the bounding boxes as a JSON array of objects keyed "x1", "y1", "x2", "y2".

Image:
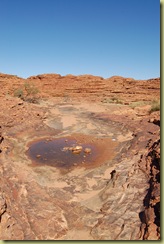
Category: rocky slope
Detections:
[
  {"x1": 27, "y1": 74, "x2": 160, "y2": 103},
  {"x1": 0, "y1": 72, "x2": 160, "y2": 103},
  {"x1": 0, "y1": 72, "x2": 160, "y2": 240}
]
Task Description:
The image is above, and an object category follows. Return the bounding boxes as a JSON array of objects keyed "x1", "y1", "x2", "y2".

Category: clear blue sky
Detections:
[{"x1": 0, "y1": 0, "x2": 160, "y2": 79}]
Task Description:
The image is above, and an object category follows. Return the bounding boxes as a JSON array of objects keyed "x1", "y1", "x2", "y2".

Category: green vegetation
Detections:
[
  {"x1": 14, "y1": 81, "x2": 39, "y2": 103},
  {"x1": 111, "y1": 97, "x2": 123, "y2": 104},
  {"x1": 129, "y1": 99, "x2": 160, "y2": 113},
  {"x1": 14, "y1": 88, "x2": 24, "y2": 99},
  {"x1": 149, "y1": 100, "x2": 160, "y2": 113},
  {"x1": 101, "y1": 97, "x2": 160, "y2": 114},
  {"x1": 101, "y1": 97, "x2": 123, "y2": 104},
  {"x1": 129, "y1": 101, "x2": 148, "y2": 109}
]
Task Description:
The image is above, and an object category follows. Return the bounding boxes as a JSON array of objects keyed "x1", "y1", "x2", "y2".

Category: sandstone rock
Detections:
[
  {"x1": 148, "y1": 118, "x2": 160, "y2": 126},
  {"x1": 147, "y1": 223, "x2": 159, "y2": 240},
  {"x1": 68, "y1": 147, "x2": 74, "y2": 151},
  {"x1": 149, "y1": 118, "x2": 155, "y2": 123},
  {"x1": 62, "y1": 147, "x2": 69, "y2": 152},
  {"x1": 84, "y1": 148, "x2": 91, "y2": 154},
  {"x1": 0, "y1": 135, "x2": 4, "y2": 144},
  {"x1": 0, "y1": 194, "x2": 6, "y2": 215},
  {"x1": 72, "y1": 146, "x2": 83, "y2": 154},
  {"x1": 0, "y1": 71, "x2": 160, "y2": 240}
]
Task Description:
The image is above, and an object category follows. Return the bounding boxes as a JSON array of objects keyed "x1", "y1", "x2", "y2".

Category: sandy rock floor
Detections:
[
  {"x1": 0, "y1": 74, "x2": 160, "y2": 240},
  {"x1": 0, "y1": 73, "x2": 160, "y2": 240}
]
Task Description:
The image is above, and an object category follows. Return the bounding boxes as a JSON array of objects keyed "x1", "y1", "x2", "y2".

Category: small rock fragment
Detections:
[
  {"x1": 84, "y1": 148, "x2": 91, "y2": 154},
  {"x1": 72, "y1": 146, "x2": 83, "y2": 154},
  {"x1": 0, "y1": 194, "x2": 7, "y2": 215},
  {"x1": 62, "y1": 147, "x2": 69, "y2": 151},
  {"x1": 68, "y1": 147, "x2": 74, "y2": 151},
  {"x1": 149, "y1": 118, "x2": 154, "y2": 123},
  {"x1": 18, "y1": 102, "x2": 23, "y2": 105}
]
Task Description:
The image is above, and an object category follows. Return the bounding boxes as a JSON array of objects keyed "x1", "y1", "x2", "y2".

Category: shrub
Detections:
[
  {"x1": 14, "y1": 89, "x2": 24, "y2": 99},
  {"x1": 24, "y1": 81, "x2": 39, "y2": 97},
  {"x1": 111, "y1": 97, "x2": 123, "y2": 104},
  {"x1": 129, "y1": 101, "x2": 148, "y2": 109},
  {"x1": 14, "y1": 82, "x2": 39, "y2": 103},
  {"x1": 149, "y1": 100, "x2": 160, "y2": 113},
  {"x1": 101, "y1": 97, "x2": 123, "y2": 104}
]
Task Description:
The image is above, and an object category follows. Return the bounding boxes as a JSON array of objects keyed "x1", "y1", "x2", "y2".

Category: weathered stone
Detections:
[
  {"x1": 0, "y1": 194, "x2": 6, "y2": 215},
  {"x1": 72, "y1": 146, "x2": 83, "y2": 154},
  {"x1": 84, "y1": 148, "x2": 91, "y2": 154},
  {"x1": 0, "y1": 72, "x2": 160, "y2": 240}
]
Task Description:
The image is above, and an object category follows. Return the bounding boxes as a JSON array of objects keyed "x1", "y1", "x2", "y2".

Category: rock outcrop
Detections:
[
  {"x1": 0, "y1": 72, "x2": 160, "y2": 240},
  {"x1": 138, "y1": 120, "x2": 160, "y2": 240},
  {"x1": 0, "y1": 72, "x2": 160, "y2": 103}
]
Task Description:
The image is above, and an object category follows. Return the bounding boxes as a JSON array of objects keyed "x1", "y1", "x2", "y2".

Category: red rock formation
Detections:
[
  {"x1": 0, "y1": 72, "x2": 160, "y2": 240},
  {"x1": 138, "y1": 125, "x2": 160, "y2": 240}
]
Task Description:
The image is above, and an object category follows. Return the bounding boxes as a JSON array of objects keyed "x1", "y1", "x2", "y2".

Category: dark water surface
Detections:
[{"x1": 27, "y1": 137, "x2": 99, "y2": 169}]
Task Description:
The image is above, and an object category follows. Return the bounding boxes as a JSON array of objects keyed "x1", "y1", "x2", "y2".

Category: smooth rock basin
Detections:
[
  {"x1": 0, "y1": 99, "x2": 153, "y2": 240},
  {"x1": 26, "y1": 134, "x2": 118, "y2": 171}
]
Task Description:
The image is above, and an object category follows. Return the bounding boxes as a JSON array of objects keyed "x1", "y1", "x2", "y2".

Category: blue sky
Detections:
[{"x1": 0, "y1": 0, "x2": 160, "y2": 79}]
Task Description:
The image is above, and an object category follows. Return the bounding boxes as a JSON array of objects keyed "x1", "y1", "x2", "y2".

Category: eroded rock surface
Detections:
[{"x1": 0, "y1": 72, "x2": 160, "y2": 240}]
